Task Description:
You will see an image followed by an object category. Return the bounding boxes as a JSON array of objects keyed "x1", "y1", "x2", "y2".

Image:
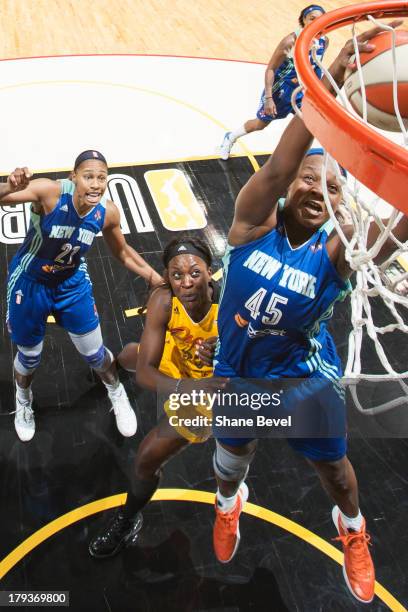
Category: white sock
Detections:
[
  {"x1": 340, "y1": 508, "x2": 363, "y2": 531},
  {"x1": 216, "y1": 489, "x2": 238, "y2": 512},
  {"x1": 103, "y1": 379, "x2": 122, "y2": 397},
  {"x1": 229, "y1": 125, "x2": 247, "y2": 142},
  {"x1": 16, "y1": 383, "x2": 32, "y2": 404}
]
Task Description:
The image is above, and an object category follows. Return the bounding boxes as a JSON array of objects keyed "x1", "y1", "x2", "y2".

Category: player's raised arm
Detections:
[
  {"x1": 228, "y1": 25, "x2": 397, "y2": 248},
  {"x1": 228, "y1": 114, "x2": 313, "y2": 247},
  {"x1": 0, "y1": 168, "x2": 58, "y2": 206}
]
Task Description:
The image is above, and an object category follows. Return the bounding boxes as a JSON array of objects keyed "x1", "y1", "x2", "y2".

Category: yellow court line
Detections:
[
  {"x1": 0, "y1": 79, "x2": 259, "y2": 174},
  {"x1": 0, "y1": 489, "x2": 405, "y2": 611},
  {"x1": 125, "y1": 306, "x2": 146, "y2": 318}
]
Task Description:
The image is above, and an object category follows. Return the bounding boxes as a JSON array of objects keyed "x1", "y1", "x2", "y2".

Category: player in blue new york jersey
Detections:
[
  {"x1": 1, "y1": 151, "x2": 162, "y2": 443},
  {"x1": 219, "y1": 4, "x2": 327, "y2": 160},
  {"x1": 212, "y1": 25, "x2": 408, "y2": 605}
]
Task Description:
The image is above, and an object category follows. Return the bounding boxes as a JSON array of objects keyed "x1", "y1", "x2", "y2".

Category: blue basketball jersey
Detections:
[
  {"x1": 10, "y1": 179, "x2": 107, "y2": 286},
  {"x1": 272, "y1": 31, "x2": 327, "y2": 95},
  {"x1": 215, "y1": 202, "x2": 351, "y2": 380}
]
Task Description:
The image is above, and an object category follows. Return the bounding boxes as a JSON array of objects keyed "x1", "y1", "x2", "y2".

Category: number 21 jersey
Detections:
[{"x1": 10, "y1": 179, "x2": 107, "y2": 286}]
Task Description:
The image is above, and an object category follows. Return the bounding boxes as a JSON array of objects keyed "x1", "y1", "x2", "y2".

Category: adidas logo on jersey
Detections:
[
  {"x1": 60, "y1": 204, "x2": 68, "y2": 212},
  {"x1": 178, "y1": 245, "x2": 187, "y2": 251}
]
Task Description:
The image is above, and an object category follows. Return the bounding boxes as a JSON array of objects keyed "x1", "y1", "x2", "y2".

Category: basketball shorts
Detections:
[
  {"x1": 6, "y1": 264, "x2": 99, "y2": 346},
  {"x1": 256, "y1": 82, "x2": 303, "y2": 124},
  {"x1": 159, "y1": 336, "x2": 213, "y2": 443},
  {"x1": 163, "y1": 396, "x2": 212, "y2": 444},
  {"x1": 213, "y1": 360, "x2": 347, "y2": 462}
]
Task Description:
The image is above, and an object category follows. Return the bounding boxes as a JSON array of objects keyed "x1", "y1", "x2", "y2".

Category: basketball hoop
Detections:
[
  {"x1": 295, "y1": 1, "x2": 408, "y2": 214},
  {"x1": 293, "y1": 1, "x2": 408, "y2": 414}
]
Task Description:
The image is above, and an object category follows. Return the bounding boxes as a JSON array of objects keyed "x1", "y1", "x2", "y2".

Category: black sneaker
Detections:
[{"x1": 89, "y1": 511, "x2": 143, "y2": 558}]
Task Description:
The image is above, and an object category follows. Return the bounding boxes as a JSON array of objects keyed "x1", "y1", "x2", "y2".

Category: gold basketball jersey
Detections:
[{"x1": 159, "y1": 296, "x2": 218, "y2": 379}]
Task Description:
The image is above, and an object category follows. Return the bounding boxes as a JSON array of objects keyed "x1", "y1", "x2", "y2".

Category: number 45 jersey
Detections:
[
  {"x1": 215, "y1": 206, "x2": 351, "y2": 380},
  {"x1": 9, "y1": 179, "x2": 107, "y2": 286}
]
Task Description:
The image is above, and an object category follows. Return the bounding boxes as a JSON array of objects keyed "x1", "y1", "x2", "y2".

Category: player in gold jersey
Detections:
[{"x1": 89, "y1": 236, "x2": 221, "y2": 558}]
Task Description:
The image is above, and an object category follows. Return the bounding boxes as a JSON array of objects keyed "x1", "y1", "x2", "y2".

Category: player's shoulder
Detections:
[
  {"x1": 29, "y1": 177, "x2": 62, "y2": 211},
  {"x1": 147, "y1": 285, "x2": 173, "y2": 320},
  {"x1": 273, "y1": 31, "x2": 297, "y2": 57},
  {"x1": 282, "y1": 31, "x2": 297, "y2": 47},
  {"x1": 31, "y1": 177, "x2": 61, "y2": 196}
]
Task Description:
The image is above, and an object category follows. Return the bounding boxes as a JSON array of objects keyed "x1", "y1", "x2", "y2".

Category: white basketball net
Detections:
[{"x1": 293, "y1": 17, "x2": 408, "y2": 414}]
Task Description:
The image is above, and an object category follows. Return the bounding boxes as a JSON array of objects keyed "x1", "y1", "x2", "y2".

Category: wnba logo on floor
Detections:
[{"x1": 0, "y1": 165, "x2": 207, "y2": 244}]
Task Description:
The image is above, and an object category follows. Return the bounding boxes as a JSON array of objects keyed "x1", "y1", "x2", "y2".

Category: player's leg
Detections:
[
  {"x1": 56, "y1": 266, "x2": 136, "y2": 437},
  {"x1": 311, "y1": 453, "x2": 374, "y2": 604},
  {"x1": 89, "y1": 416, "x2": 191, "y2": 558},
  {"x1": 117, "y1": 342, "x2": 140, "y2": 372},
  {"x1": 212, "y1": 438, "x2": 256, "y2": 562},
  {"x1": 219, "y1": 90, "x2": 275, "y2": 160},
  {"x1": 6, "y1": 271, "x2": 49, "y2": 441},
  {"x1": 290, "y1": 435, "x2": 375, "y2": 604}
]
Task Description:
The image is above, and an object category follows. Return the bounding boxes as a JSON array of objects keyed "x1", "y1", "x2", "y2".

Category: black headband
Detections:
[
  {"x1": 164, "y1": 243, "x2": 211, "y2": 267},
  {"x1": 74, "y1": 150, "x2": 107, "y2": 170}
]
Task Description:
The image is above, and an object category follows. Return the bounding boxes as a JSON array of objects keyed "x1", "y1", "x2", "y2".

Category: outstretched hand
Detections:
[
  {"x1": 7, "y1": 167, "x2": 32, "y2": 193},
  {"x1": 329, "y1": 19, "x2": 403, "y2": 86}
]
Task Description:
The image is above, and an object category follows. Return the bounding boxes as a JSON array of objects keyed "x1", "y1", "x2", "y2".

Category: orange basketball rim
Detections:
[{"x1": 294, "y1": 1, "x2": 408, "y2": 216}]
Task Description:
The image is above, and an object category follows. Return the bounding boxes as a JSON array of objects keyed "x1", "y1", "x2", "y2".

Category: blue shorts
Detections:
[
  {"x1": 213, "y1": 363, "x2": 347, "y2": 463},
  {"x1": 6, "y1": 263, "x2": 99, "y2": 346},
  {"x1": 217, "y1": 436, "x2": 346, "y2": 462},
  {"x1": 256, "y1": 83, "x2": 303, "y2": 124}
]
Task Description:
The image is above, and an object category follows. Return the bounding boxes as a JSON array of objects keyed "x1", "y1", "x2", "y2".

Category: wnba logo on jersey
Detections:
[
  {"x1": 15, "y1": 290, "x2": 23, "y2": 304},
  {"x1": 234, "y1": 313, "x2": 249, "y2": 328}
]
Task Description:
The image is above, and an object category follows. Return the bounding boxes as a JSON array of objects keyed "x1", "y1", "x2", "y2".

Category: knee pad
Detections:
[
  {"x1": 14, "y1": 342, "x2": 43, "y2": 376},
  {"x1": 84, "y1": 346, "x2": 113, "y2": 371},
  {"x1": 213, "y1": 440, "x2": 257, "y2": 483},
  {"x1": 69, "y1": 326, "x2": 113, "y2": 372}
]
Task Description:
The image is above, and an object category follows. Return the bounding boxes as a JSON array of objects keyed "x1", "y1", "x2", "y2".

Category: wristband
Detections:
[{"x1": 265, "y1": 96, "x2": 273, "y2": 99}]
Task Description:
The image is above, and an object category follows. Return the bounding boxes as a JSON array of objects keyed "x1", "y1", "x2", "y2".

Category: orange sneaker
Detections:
[
  {"x1": 213, "y1": 482, "x2": 248, "y2": 563},
  {"x1": 332, "y1": 506, "x2": 375, "y2": 604}
]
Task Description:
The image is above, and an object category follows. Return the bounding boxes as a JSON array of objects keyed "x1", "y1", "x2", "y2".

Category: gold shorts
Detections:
[{"x1": 163, "y1": 397, "x2": 212, "y2": 444}]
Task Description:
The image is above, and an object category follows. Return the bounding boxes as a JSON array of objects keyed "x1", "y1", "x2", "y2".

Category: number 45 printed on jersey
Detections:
[{"x1": 245, "y1": 289, "x2": 288, "y2": 325}]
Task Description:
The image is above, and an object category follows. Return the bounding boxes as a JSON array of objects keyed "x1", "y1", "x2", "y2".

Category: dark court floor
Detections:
[{"x1": 1, "y1": 156, "x2": 407, "y2": 612}]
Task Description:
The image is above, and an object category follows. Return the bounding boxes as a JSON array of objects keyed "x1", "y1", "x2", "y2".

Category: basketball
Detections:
[{"x1": 344, "y1": 29, "x2": 408, "y2": 132}]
